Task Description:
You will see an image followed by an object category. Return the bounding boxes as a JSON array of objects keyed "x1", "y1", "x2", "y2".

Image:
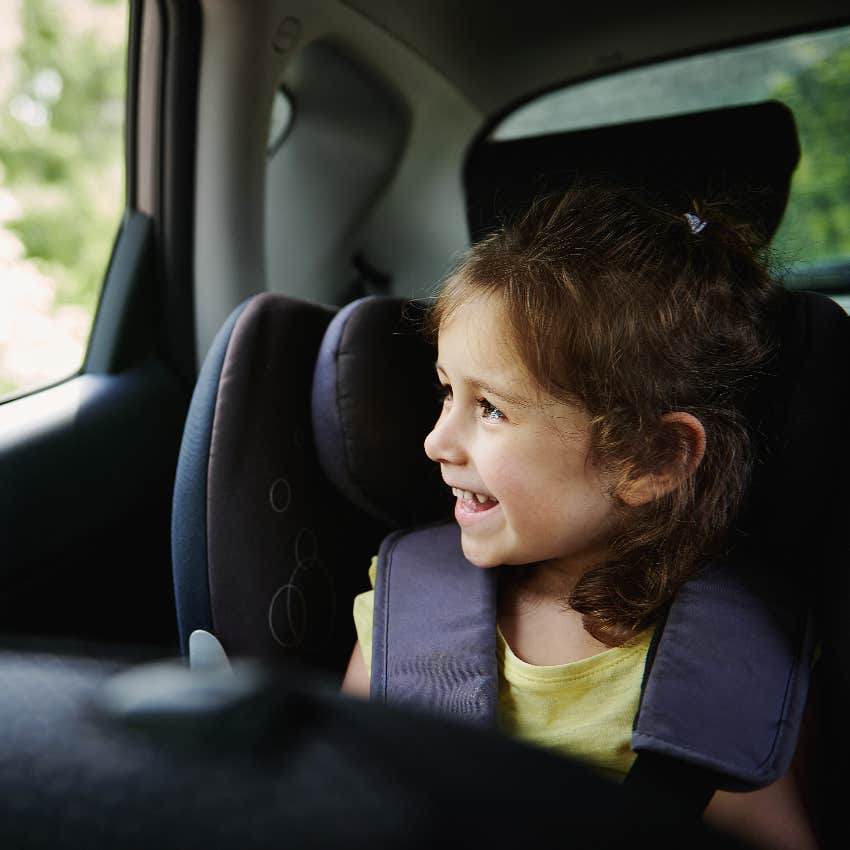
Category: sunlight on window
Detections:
[{"x1": 0, "y1": 0, "x2": 126, "y2": 401}]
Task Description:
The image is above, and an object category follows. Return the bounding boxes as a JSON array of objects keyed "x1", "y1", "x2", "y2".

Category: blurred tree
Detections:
[
  {"x1": 0, "y1": 0, "x2": 126, "y2": 313},
  {"x1": 772, "y1": 44, "x2": 850, "y2": 267}
]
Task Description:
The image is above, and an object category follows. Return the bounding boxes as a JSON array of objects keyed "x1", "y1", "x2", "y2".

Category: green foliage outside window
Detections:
[
  {"x1": 0, "y1": 0, "x2": 125, "y2": 398},
  {"x1": 771, "y1": 44, "x2": 850, "y2": 270}
]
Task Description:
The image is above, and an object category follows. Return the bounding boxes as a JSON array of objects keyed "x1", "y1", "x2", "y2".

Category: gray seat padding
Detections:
[{"x1": 172, "y1": 294, "x2": 389, "y2": 672}]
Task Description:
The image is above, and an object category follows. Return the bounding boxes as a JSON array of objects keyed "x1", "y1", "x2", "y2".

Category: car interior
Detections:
[{"x1": 1, "y1": 1, "x2": 850, "y2": 846}]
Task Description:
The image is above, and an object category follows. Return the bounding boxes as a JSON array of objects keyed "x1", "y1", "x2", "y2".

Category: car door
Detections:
[{"x1": 0, "y1": 0, "x2": 199, "y2": 651}]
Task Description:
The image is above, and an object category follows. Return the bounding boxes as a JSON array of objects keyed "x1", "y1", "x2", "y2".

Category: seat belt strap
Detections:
[{"x1": 370, "y1": 522, "x2": 498, "y2": 725}]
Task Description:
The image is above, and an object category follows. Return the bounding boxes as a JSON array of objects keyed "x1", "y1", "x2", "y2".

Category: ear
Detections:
[{"x1": 618, "y1": 412, "x2": 706, "y2": 507}]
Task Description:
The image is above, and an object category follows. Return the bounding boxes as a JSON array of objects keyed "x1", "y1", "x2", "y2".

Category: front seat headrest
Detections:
[{"x1": 465, "y1": 100, "x2": 800, "y2": 244}]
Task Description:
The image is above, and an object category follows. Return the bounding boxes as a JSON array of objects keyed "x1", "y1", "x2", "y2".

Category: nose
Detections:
[{"x1": 424, "y1": 408, "x2": 465, "y2": 466}]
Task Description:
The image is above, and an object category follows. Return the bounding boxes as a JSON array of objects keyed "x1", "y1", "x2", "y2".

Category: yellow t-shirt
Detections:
[{"x1": 353, "y1": 557, "x2": 653, "y2": 782}]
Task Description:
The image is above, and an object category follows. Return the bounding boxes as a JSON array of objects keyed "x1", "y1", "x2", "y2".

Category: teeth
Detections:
[{"x1": 451, "y1": 487, "x2": 492, "y2": 504}]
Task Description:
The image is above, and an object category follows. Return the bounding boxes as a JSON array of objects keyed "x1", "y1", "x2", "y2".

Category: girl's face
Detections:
[{"x1": 424, "y1": 295, "x2": 619, "y2": 574}]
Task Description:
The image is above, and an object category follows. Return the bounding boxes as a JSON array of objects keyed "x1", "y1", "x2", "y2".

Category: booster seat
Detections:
[{"x1": 171, "y1": 100, "x2": 850, "y2": 819}]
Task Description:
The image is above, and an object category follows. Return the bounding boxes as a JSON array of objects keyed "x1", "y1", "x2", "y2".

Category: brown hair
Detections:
[{"x1": 428, "y1": 182, "x2": 783, "y2": 645}]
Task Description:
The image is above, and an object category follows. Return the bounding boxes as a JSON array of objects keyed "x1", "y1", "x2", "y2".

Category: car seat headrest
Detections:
[
  {"x1": 465, "y1": 100, "x2": 800, "y2": 243},
  {"x1": 312, "y1": 296, "x2": 451, "y2": 528}
]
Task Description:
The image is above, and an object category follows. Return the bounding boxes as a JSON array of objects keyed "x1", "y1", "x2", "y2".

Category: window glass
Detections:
[
  {"x1": 0, "y1": 0, "x2": 127, "y2": 401},
  {"x1": 492, "y1": 26, "x2": 850, "y2": 299}
]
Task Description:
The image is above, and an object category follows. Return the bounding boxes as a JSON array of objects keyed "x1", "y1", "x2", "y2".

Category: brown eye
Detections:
[{"x1": 477, "y1": 397, "x2": 505, "y2": 422}]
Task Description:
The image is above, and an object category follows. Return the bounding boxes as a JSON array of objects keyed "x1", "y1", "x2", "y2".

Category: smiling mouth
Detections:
[{"x1": 451, "y1": 487, "x2": 499, "y2": 512}]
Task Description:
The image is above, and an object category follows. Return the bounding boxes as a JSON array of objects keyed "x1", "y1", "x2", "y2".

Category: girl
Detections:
[{"x1": 341, "y1": 183, "x2": 815, "y2": 849}]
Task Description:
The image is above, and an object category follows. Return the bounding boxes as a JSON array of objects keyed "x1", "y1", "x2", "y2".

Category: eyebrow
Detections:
[{"x1": 434, "y1": 364, "x2": 532, "y2": 407}]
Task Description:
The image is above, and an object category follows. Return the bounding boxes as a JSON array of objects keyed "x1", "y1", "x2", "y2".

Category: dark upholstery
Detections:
[
  {"x1": 465, "y1": 101, "x2": 799, "y2": 243},
  {"x1": 312, "y1": 297, "x2": 449, "y2": 527},
  {"x1": 738, "y1": 292, "x2": 850, "y2": 551},
  {"x1": 172, "y1": 300, "x2": 249, "y2": 655},
  {"x1": 172, "y1": 294, "x2": 389, "y2": 673},
  {"x1": 0, "y1": 651, "x2": 731, "y2": 848}
]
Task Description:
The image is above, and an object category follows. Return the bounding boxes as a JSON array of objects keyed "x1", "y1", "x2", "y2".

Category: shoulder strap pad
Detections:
[
  {"x1": 632, "y1": 557, "x2": 813, "y2": 791},
  {"x1": 370, "y1": 523, "x2": 498, "y2": 725}
]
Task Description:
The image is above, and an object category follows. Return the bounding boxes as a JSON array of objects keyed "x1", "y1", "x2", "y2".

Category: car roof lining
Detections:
[{"x1": 341, "y1": 0, "x2": 850, "y2": 116}]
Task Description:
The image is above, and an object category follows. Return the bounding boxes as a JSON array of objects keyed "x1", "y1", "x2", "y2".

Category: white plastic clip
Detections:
[{"x1": 189, "y1": 629, "x2": 232, "y2": 673}]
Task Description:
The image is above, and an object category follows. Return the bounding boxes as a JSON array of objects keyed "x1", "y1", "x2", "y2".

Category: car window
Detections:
[
  {"x1": 0, "y1": 0, "x2": 127, "y2": 402},
  {"x1": 492, "y1": 24, "x2": 850, "y2": 308}
]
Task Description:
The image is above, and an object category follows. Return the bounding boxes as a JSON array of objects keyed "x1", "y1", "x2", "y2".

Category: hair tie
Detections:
[{"x1": 684, "y1": 212, "x2": 707, "y2": 234}]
